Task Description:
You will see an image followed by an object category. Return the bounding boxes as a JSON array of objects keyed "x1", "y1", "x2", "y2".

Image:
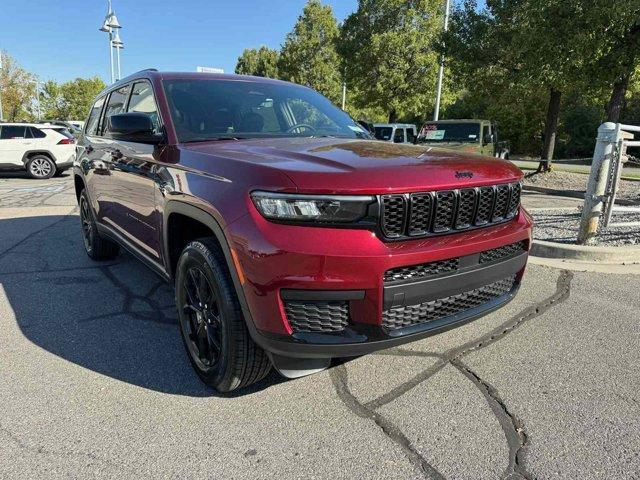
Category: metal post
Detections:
[
  {"x1": 0, "y1": 52, "x2": 4, "y2": 121},
  {"x1": 116, "y1": 46, "x2": 121, "y2": 81},
  {"x1": 342, "y1": 81, "x2": 346, "y2": 110},
  {"x1": 109, "y1": 34, "x2": 114, "y2": 83},
  {"x1": 34, "y1": 80, "x2": 41, "y2": 121},
  {"x1": 433, "y1": 0, "x2": 451, "y2": 121},
  {"x1": 577, "y1": 122, "x2": 619, "y2": 245}
]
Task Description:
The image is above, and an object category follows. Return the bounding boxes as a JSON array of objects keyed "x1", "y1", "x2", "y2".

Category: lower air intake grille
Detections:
[
  {"x1": 284, "y1": 301, "x2": 349, "y2": 333},
  {"x1": 479, "y1": 241, "x2": 526, "y2": 264},
  {"x1": 382, "y1": 275, "x2": 516, "y2": 330},
  {"x1": 384, "y1": 258, "x2": 459, "y2": 283}
]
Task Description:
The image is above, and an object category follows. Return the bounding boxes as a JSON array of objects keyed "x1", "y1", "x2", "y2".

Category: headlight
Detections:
[{"x1": 251, "y1": 191, "x2": 374, "y2": 223}]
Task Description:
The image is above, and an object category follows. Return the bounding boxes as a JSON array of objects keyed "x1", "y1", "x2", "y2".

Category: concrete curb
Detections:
[{"x1": 531, "y1": 239, "x2": 640, "y2": 264}]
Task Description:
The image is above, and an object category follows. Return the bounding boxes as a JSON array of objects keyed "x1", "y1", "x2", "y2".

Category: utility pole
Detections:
[
  {"x1": 100, "y1": 0, "x2": 122, "y2": 84},
  {"x1": 342, "y1": 80, "x2": 347, "y2": 111},
  {"x1": 0, "y1": 52, "x2": 4, "y2": 121},
  {"x1": 433, "y1": 0, "x2": 451, "y2": 121},
  {"x1": 34, "y1": 80, "x2": 41, "y2": 121}
]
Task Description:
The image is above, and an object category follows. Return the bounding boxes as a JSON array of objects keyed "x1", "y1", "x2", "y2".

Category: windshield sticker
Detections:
[
  {"x1": 425, "y1": 130, "x2": 445, "y2": 140},
  {"x1": 468, "y1": 134, "x2": 477, "y2": 139}
]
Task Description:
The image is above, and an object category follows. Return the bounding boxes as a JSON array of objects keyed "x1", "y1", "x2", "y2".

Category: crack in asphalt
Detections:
[
  {"x1": 331, "y1": 270, "x2": 574, "y2": 479},
  {"x1": 93, "y1": 265, "x2": 177, "y2": 326},
  {"x1": 0, "y1": 422, "x2": 116, "y2": 466},
  {"x1": 329, "y1": 365, "x2": 446, "y2": 480}
]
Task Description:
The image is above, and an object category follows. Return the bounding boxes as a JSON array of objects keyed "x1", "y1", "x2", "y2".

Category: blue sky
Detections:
[{"x1": 0, "y1": 0, "x2": 360, "y2": 83}]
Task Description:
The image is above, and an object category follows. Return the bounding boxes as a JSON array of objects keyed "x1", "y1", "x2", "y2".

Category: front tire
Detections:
[
  {"x1": 79, "y1": 190, "x2": 119, "y2": 261},
  {"x1": 175, "y1": 238, "x2": 271, "y2": 392},
  {"x1": 26, "y1": 155, "x2": 56, "y2": 179}
]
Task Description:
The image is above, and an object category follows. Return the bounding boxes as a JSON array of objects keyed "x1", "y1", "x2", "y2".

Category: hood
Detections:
[
  {"x1": 183, "y1": 138, "x2": 521, "y2": 194},
  {"x1": 418, "y1": 141, "x2": 482, "y2": 154}
]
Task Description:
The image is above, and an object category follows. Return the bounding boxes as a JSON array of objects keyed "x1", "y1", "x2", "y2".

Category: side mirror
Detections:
[
  {"x1": 483, "y1": 133, "x2": 494, "y2": 145},
  {"x1": 107, "y1": 112, "x2": 162, "y2": 144}
]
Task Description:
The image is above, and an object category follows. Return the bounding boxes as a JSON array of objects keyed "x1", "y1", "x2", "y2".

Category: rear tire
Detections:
[
  {"x1": 79, "y1": 190, "x2": 119, "y2": 261},
  {"x1": 175, "y1": 238, "x2": 272, "y2": 392},
  {"x1": 26, "y1": 155, "x2": 56, "y2": 179}
]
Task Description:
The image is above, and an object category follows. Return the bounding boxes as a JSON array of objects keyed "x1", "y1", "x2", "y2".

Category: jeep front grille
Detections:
[
  {"x1": 381, "y1": 275, "x2": 516, "y2": 330},
  {"x1": 379, "y1": 182, "x2": 522, "y2": 240}
]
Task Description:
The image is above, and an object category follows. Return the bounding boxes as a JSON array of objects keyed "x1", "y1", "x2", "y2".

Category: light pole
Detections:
[
  {"x1": 33, "y1": 80, "x2": 41, "y2": 121},
  {"x1": 112, "y1": 29, "x2": 124, "y2": 81},
  {"x1": 99, "y1": 0, "x2": 122, "y2": 84},
  {"x1": 433, "y1": 0, "x2": 451, "y2": 121},
  {"x1": 0, "y1": 52, "x2": 4, "y2": 121}
]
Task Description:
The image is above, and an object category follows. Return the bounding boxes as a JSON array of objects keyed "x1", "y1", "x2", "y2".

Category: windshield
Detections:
[
  {"x1": 163, "y1": 79, "x2": 371, "y2": 143},
  {"x1": 373, "y1": 127, "x2": 393, "y2": 141},
  {"x1": 418, "y1": 122, "x2": 480, "y2": 143}
]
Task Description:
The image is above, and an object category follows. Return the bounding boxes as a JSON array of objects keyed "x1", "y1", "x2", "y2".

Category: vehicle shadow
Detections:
[{"x1": 0, "y1": 214, "x2": 284, "y2": 397}]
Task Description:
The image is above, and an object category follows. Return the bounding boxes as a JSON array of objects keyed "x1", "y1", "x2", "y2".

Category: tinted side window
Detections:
[
  {"x1": 406, "y1": 128, "x2": 416, "y2": 143},
  {"x1": 103, "y1": 85, "x2": 131, "y2": 134},
  {"x1": 0, "y1": 126, "x2": 27, "y2": 139},
  {"x1": 29, "y1": 127, "x2": 46, "y2": 138},
  {"x1": 86, "y1": 96, "x2": 106, "y2": 135},
  {"x1": 393, "y1": 128, "x2": 405, "y2": 143},
  {"x1": 127, "y1": 82, "x2": 160, "y2": 133},
  {"x1": 482, "y1": 125, "x2": 491, "y2": 143}
]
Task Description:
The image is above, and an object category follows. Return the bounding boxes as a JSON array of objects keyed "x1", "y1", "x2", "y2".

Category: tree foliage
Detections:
[
  {"x1": 235, "y1": 46, "x2": 280, "y2": 78},
  {"x1": 0, "y1": 51, "x2": 36, "y2": 121},
  {"x1": 278, "y1": 0, "x2": 343, "y2": 103},
  {"x1": 340, "y1": 0, "x2": 441, "y2": 122},
  {"x1": 39, "y1": 77, "x2": 105, "y2": 120}
]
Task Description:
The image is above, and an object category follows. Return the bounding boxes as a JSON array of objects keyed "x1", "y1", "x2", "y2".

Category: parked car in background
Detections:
[
  {"x1": 373, "y1": 123, "x2": 417, "y2": 144},
  {"x1": 74, "y1": 70, "x2": 530, "y2": 392},
  {"x1": 42, "y1": 120, "x2": 83, "y2": 137},
  {"x1": 417, "y1": 119, "x2": 510, "y2": 159},
  {"x1": 0, "y1": 123, "x2": 75, "y2": 178}
]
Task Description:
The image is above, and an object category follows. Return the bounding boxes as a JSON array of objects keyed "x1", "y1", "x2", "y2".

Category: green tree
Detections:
[
  {"x1": 278, "y1": 0, "x2": 342, "y2": 103},
  {"x1": 445, "y1": 0, "x2": 593, "y2": 171},
  {"x1": 340, "y1": 0, "x2": 441, "y2": 122},
  {"x1": 39, "y1": 80, "x2": 65, "y2": 120},
  {"x1": 235, "y1": 46, "x2": 280, "y2": 78},
  {"x1": 0, "y1": 51, "x2": 36, "y2": 121},
  {"x1": 579, "y1": 0, "x2": 640, "y2": 122},
  {"x1": 59, "y1": 77, "x2": 105, "y2": 120}
]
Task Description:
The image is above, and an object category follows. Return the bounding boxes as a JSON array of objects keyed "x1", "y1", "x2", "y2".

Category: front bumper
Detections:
[{"x1": 227, "y1": 207, "x2": 532, "y2": 358}]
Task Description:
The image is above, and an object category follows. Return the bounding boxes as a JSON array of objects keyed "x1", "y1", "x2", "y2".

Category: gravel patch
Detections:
[
  {"x1": 531, "y1": 208, "x2": 640, "y2": 246},
  {"x1": 523, "y1": 171, "x2": 640, "y2": 203}
]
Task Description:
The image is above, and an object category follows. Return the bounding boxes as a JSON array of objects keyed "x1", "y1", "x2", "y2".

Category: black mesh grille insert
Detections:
[
  {"x1": 507, "y1": 182, "x2": 521, "y2": 218},
  {"x1": 284, "y1": 301, "x2": 349, "y2": 333},
  {"x1": 455, "y1": 188, "x2": 477, "y2": 229},
  {"x1": 379, "y1": 182, "x2": 521, "y2": 240},
  {"x1": 475, "y1": 186, "x2": 495, "y2": 225},
  {"x1": 492, "y1": 184, "x2": 510, "y2": 221},
  {"x1": 433, "y1": 190, "x2": 456, "y2": 232},
  {"x1": 382, "y1": 276, "x2": 516, "y2": 330},
  {"x1": 381, "y1": 195, "x2": 406, "y2": 238},
  {"x1": 408, "y1": 193, "x2": 433, "y2": 235},
  {"x1": 479, "y1": 241, "x2": 526, "y2": 264},
  {"x1": 384, "y1": 258, "x2": 459, "y2": 283}
]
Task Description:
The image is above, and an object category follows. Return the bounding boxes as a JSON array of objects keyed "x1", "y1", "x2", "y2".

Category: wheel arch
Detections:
[
  {"x1": 21, "y1": 150, "x2": 57, "y2": 164},
  {"x1": 163, "y1": 201, "x2": 258, "y2": 336}
]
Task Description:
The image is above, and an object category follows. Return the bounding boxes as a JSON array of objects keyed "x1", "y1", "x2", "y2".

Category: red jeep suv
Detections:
[{"x1": 74, "y1": 70, "x2": 531, "y2": 392}]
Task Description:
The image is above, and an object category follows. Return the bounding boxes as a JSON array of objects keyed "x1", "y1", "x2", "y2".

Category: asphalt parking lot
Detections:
[{"x1": 1, "y1": 173, "x2": 639, "y2": 479}]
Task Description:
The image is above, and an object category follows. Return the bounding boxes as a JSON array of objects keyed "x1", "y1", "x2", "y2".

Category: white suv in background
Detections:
[{"x1": 0, "y1": 123, "x2": 76, "y2": 179}]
